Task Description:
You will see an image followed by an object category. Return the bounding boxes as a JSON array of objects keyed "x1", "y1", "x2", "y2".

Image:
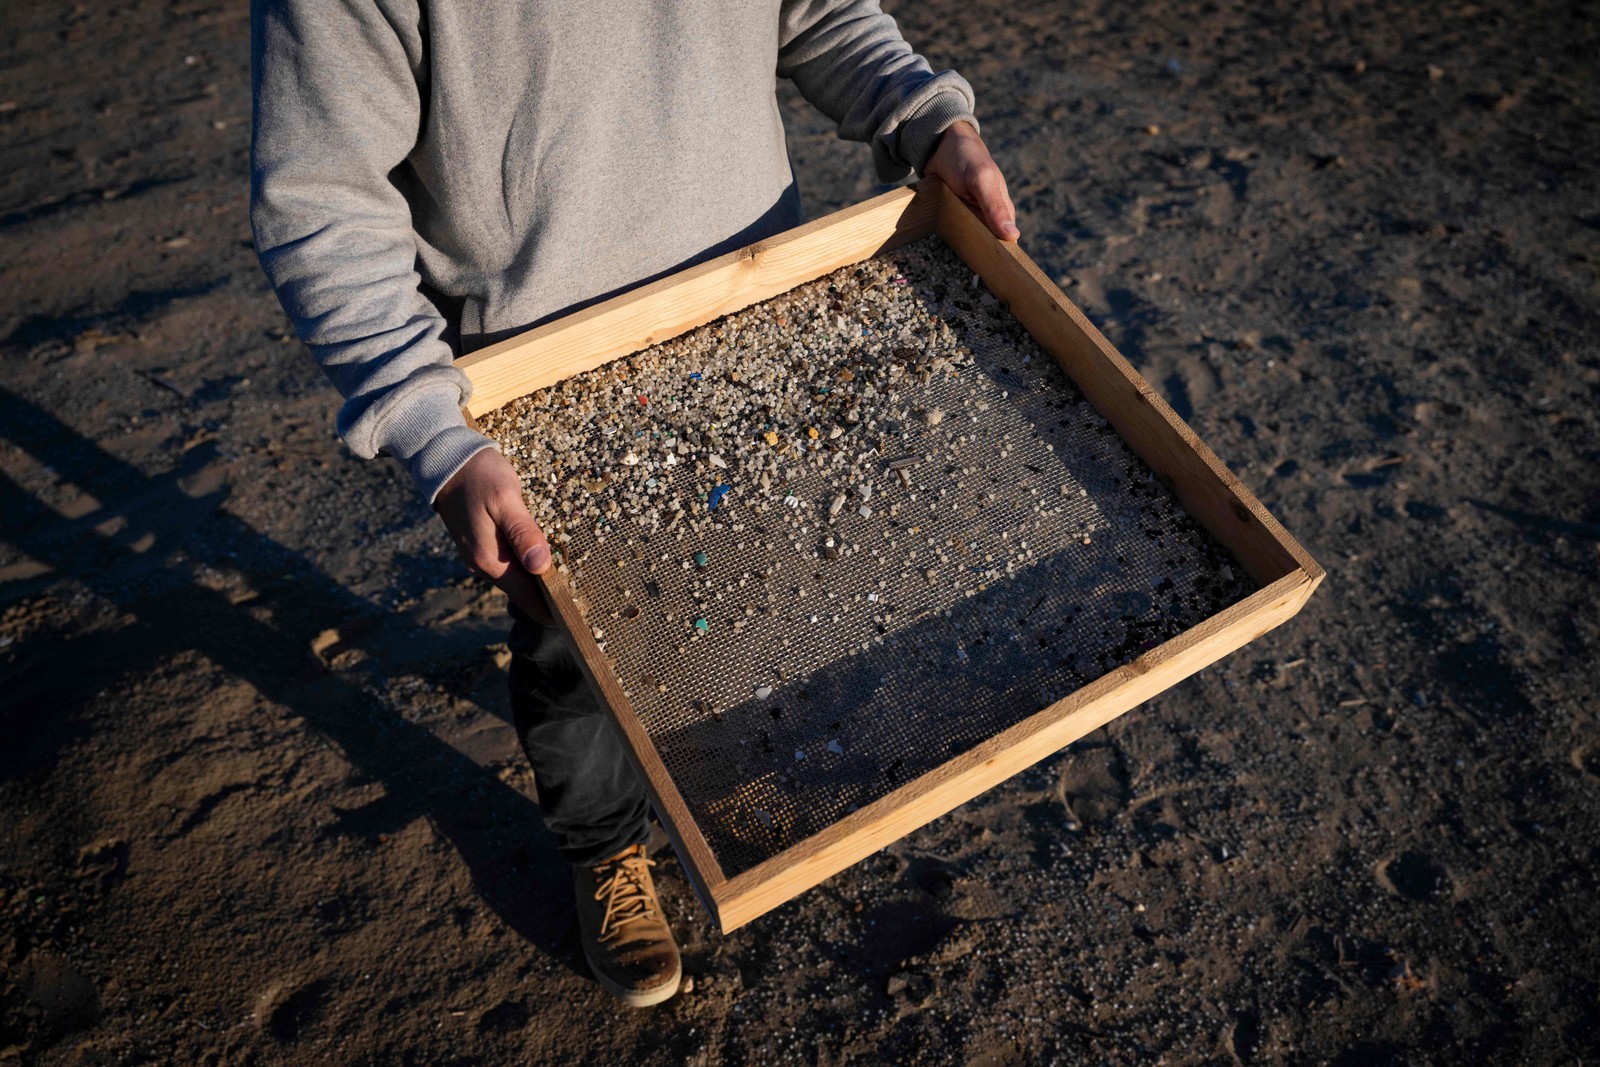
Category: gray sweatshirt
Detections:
[{"x1": 250, "y1": 0, "x2": 978, "y2": 502}]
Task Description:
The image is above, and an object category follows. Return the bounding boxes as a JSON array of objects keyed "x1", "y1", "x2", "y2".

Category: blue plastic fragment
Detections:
[
  {"x1": 689, "y1": 372, "x2": 702, "y2": 380},
  {"x1": 707, "y1": 484, "x2": 731, "y2": 511}
]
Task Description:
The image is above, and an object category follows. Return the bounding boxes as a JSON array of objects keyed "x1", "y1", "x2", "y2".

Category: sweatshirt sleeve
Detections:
[
  {"x1": 777, "y1": 0, "x2": 978, "y2": 183},
  {"x1": 249, "y1": 0, "x2": 493, "y2": 504}
]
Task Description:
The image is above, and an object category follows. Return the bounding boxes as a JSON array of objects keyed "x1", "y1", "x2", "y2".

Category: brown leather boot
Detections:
[{"x1": 572, "y1": 844, "x2": 682, "y2": 1007}]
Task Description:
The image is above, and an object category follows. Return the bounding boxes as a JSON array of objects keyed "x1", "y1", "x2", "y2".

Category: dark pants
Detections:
[{"x1": 507, "y1": 607, "x2": 652, "y2": 867}]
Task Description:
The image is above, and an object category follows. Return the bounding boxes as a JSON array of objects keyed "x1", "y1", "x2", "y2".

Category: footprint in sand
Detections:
[
  {"x1": 1161, "y1": 358, "x2": 1222, "y2": 424},
  {"x1": 1376, "y1": 850, "x2": 1452, "y2": 902},
  {"x1": 17, "y1": 951, "x2": 101, "y2": 1038},
  {"x1": 255, "y1": 977, "x2": 332, "y2": 1042},
  {"x1": 74, "y1": 838, "x2": 129, "y2": 893},
  {"x1": 1225, "y1": 1010, "x2": 1262, "y2": 1064},
  {"x1": 476, "y1": 999, "x2": 530, "y2": 1035},
  {"x1": 1056, "y1": 745, "x2": 1132, "y2": 829}
]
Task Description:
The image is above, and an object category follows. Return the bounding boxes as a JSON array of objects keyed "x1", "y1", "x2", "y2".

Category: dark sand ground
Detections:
[{"x1": 2, "y1": 1, "x2": 1598, "y2": 1063}]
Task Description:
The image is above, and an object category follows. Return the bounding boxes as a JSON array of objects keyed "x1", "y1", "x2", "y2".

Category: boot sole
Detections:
[{"x1": 581, "y1": 947, "x2": 683, "y2": 1008}]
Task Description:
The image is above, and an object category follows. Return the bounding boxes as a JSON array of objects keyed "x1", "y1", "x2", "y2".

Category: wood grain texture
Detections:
[
  {"x1": 712, "y1": 569, "x2": 1320, "y2": 931},
  {"x1": 457, "y1": 183, "x2": 939, "y2": 417},
  {"x1": 933, "y1": 184, "x2": 1323, "y2": 589}
]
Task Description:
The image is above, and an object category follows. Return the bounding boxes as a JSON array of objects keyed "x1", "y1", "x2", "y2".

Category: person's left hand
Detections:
[{"x1": 923, "y1": 120, "x2": 1019, "y2": 242}]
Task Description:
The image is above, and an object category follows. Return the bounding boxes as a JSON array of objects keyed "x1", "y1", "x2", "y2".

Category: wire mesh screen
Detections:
[{"x1": 480, "y1": 237, "x2": 1254, "y2": 878}]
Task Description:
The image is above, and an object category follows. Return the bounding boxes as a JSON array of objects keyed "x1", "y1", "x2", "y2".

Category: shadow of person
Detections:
[
  {"x1": 634, "y1": 493, "x2": 1235, "y2": 880},
  {"x1": 0, "y1": 385, "x2": 588, "y2": 978}
]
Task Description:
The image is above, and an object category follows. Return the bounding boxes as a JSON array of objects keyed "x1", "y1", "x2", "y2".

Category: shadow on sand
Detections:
[{"x1": 0, "y1": 385, "x2": 588, "y2": 978}]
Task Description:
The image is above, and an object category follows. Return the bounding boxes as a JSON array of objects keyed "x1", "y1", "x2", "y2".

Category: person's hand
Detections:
[
  {"x1": 923, "y1": 120, "x2": 1020, "y2": 242},
  {"x1": 433, "y1": 448, "x2": 554, "y2": 624}
]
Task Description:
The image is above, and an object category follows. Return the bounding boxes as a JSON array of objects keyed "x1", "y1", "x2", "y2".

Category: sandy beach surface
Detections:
[{"x1": 2, "y1": 1, "x2": 1597, "y2": 1062}]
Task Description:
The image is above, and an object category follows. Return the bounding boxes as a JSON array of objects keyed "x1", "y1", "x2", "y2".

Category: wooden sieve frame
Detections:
[{"x1": 457, "y1": 179, "x2": 1323, "y2": 932}]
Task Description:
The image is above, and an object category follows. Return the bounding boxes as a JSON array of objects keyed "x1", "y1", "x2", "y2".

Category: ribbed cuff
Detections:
[
  {"x1": 901, "y1": 94, "x2": 980, "y2": 177},
  {"x1": 376, "y1": 384, "x2": 497, "y2": 503},
  {"x1": 410, "y1": 424, "x2": 496, "y2": 504}
]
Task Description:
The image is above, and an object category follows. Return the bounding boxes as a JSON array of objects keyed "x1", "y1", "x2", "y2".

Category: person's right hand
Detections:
[{"x1": 433, "y1": 448, "x2": 554, "y2": 624}]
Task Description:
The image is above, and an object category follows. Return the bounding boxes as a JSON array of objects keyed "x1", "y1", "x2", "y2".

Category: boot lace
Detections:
[{"x1": 592, "y1": 850, "x2": 660, "y2": 943}]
